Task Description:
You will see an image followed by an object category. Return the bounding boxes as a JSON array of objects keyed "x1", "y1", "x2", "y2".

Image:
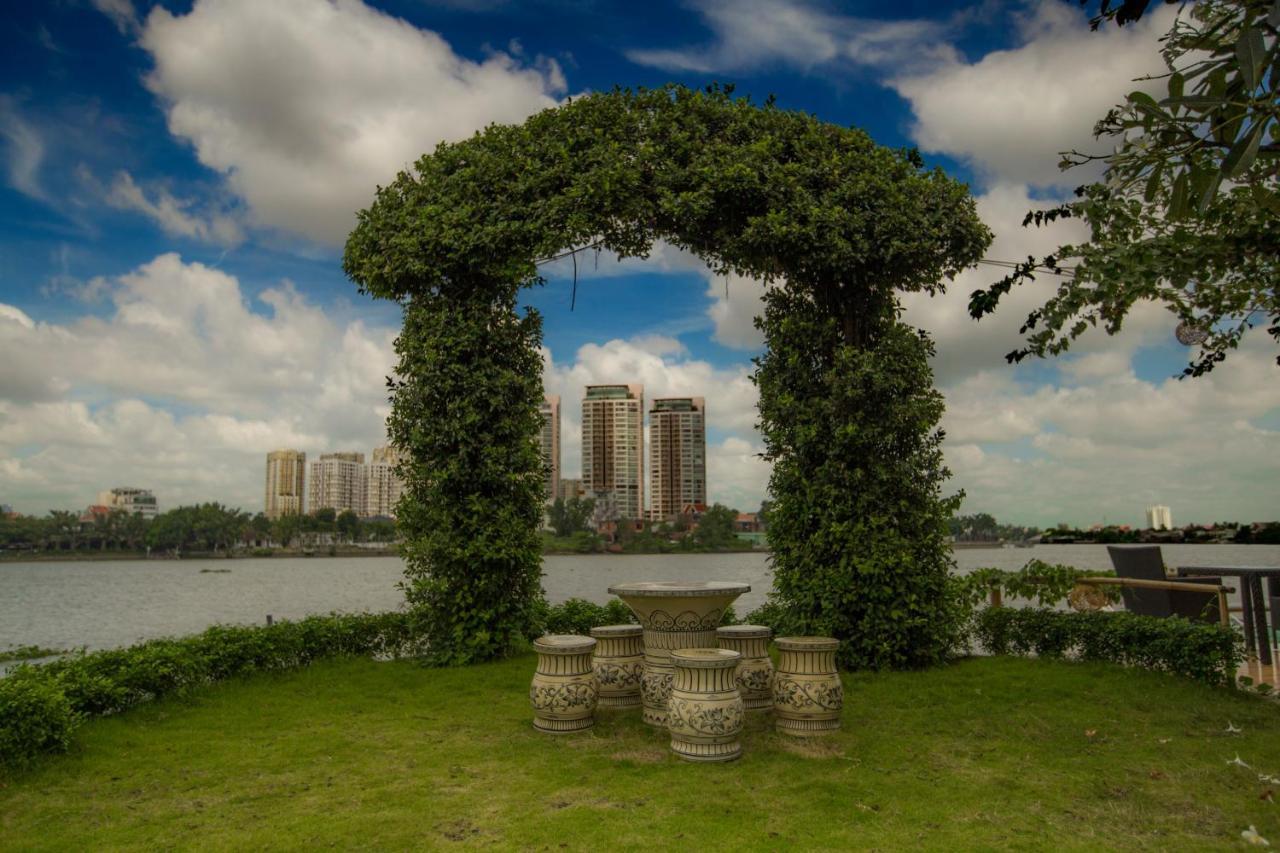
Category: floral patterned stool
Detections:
[
  {"x1": 716, "y1": 624, "x2": 774, "y2": 711},
  {"x1": 530, "y1": 634, "x2": 597, "y2": 733},
  {"x1": 773, "y1": 636, "x2": 843, "y2": 736},
  {"x1": 590, "y1": 625, "x2": 644, "y2": 709},
  {"x1": 667, "y1": 648, "x2": 745, "y2": 762}
]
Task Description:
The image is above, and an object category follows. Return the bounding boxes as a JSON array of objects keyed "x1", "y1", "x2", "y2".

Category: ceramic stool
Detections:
[
  {"x1": 530, "y1": 634, "x2": 597, "y2": 733},
  {"x1": 590, "y1": 624, "x2": 644, "y2": 709},
  {"x1": 773, "y1": 636, "x2": 842, "y2": 736},
  {"x1": 716, "y1": 624, "x2": 774, "y2": 711},
  {"x1": 666, "y1": 648, "x2": 744, "y2": 762}
]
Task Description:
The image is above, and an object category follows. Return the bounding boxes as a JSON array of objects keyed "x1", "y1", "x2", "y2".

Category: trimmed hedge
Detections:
[
  {"x1": 530, "y1": 597, "x2": 744, "y2": 635},
  {"x1": 973, "y1": 607, "x2": 1243, "y2": 687},
  {"x1": 5, "y1": 596, "x2": 1247, "y2": 767},
  {"x1": 532, "y1": 598, "x2": 636, "y2": 635},
  {"x1": 0, "y1": 612, "x2": 419, "y2": 768},
  {"x1": 0, "y1": 676, "x2": 78, "y2": 766},
  {"x1": 0, "y1": 598, "x2": 675, "y2": 768}
]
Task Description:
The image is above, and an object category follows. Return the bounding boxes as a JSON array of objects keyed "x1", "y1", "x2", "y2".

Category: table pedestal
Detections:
[{"x1": 608, "y1": 581, "x2": 750, "y2": 727}]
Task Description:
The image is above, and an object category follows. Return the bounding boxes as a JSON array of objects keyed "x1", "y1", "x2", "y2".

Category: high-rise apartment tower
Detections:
[
  {"x1": 1146, "y1": 505, "x2": 1173, "y2": 531},
  {"x1": 264, "y1": 450, "x2": 306, "y2": 519},
  {"x1": 309, "y1": 452, "x2": 367, "y2": 516},
  {"x1": 648, "y1": 397, "x2": 706, "y2": 521},
  {"x1": 539, "y1": 395, "x2": 561, "y2": 504},
  {"x1": 366, "y1": 445, "x2": 405, "y2": 518},
  {"x1": 581, "y1": 384, "x2": 644, "y2": 520}
]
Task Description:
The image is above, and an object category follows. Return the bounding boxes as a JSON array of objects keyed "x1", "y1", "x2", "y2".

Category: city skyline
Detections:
[{"x1": 0, "y1": 1, "x2": 1276, "y2": 528}]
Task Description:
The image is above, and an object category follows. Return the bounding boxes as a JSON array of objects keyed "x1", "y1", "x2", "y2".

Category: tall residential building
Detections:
[
  {"x1": 581, "y1": 384, "x2": 644, "y2": 520},
  {"x1": 648, "y1": 397, "x2": 707, "y2": 521},
  {"x1": 366, "y1": 445, "x2": 405, "y2": 519},
  {"x1": 1146, "y1": 505, "x2": 1173, "y2": 531},
  {"x1": 96, "y1": 487, "x2": 159, "y2": 519},
  {"x1": 309, "y1": 452, "x2": 367, "y2": 516},
  {"x1": 559, "y1": 478, "x2": 586, "y2": 501},
  {"x1": 539, "y1": 395, "x2": 561, "y2": 504},
  {"x1": 265, "y1": 451, "x2": 307, "y2": 519}
]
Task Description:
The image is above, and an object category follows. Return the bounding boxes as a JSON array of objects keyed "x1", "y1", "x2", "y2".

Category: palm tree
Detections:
[{"x1": 47, "y1": 510, "x2": 80, "y2": 551}]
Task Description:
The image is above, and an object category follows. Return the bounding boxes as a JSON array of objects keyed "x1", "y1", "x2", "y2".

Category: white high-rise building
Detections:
[
  {"x1": 1146, "y1": 505, "x2": 1173, "y2": 531},
  {"x1": 96, "y1": 487, "x2": 159, "y2": 519},
  {"x1": 366, "y1": 445, "x2": 405, "y2": 519},
  {"x1": 539, "y1": 395, "x2": 561, "y2": 504},
  {"x1": 648, "y1": 397, "x2": 706, "y2": 521},
  {"x1": 582, "y1": 384, "x2": 644, "y2": 520},
  {"x1": 309, "y1": 452, "x2": 367, "y2": 516}
]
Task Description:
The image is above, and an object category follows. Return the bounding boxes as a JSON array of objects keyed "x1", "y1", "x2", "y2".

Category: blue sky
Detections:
[{"x1": 1, "y1": 0, "x2": 1276, "y2": 526}]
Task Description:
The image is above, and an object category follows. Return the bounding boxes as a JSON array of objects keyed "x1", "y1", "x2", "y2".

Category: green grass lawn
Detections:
[{"x1": 3, "y1": 655, "x2": 1279, "y2": 851}]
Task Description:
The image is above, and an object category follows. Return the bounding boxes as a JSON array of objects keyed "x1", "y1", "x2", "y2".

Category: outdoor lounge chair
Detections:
[{"x1": 1103, "y1": 545, "x2": 1226, "y2": 624}]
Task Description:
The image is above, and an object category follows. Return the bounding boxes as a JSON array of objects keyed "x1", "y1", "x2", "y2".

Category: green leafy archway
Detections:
[{"x1": 344, "y1": 85, "x2": 991, "y2": 668}]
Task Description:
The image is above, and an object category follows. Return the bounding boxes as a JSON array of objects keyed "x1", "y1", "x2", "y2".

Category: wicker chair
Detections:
[{"x1": 1105, "y1": 545, "x2": 1224, "y2": 623}]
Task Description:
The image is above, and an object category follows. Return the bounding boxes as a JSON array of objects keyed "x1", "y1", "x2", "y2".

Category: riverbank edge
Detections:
[
  {"x1": 0, "y1": 549, "x2": 399, "y2": 562},
  {"x1": 1, "y1": 546, "x2": 774, "y2": 562}
]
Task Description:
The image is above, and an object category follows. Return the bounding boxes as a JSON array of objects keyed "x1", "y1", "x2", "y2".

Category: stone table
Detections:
[{"x1": 607, "y1": 580, "x2": 750, "y2": 727}]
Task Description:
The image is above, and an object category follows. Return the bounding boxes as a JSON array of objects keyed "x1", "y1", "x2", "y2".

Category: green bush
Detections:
[
  {"x1": 973, "y1": 607, "x2": 1242, "y2": 687},
  {"x1": 0, "y1": 672, "x2": 80, "y2": 767},
  {"x1": 740, "y1": 601, "x2": 786, "y2": 631},
  {"x1": 0, "y1": 612, "x2": 417, "y2": 768},
  {"x1": 760, "y1": 312, "x2": 972, "y2": 671},
  {"x1": 533, "y1": 598, "x2": 636, "y2": 636}
]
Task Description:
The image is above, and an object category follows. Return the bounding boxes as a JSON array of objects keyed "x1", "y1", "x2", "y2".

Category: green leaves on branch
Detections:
[
  {"x1": 951, "y1": 561, "x2": 1121, "y2": 610},
  {"x1": 970, "y1": 0, "x2": 1280, "y2": 377}
]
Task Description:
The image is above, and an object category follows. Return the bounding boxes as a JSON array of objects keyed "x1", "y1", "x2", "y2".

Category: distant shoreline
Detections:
[
  {"x1": 0, "y1": 548, "x2": 401, "y2": 563},
  {"x1": 0, "y1": 546, "x2": 766, "y2": 562},
  {"x1": 5, "y1": 541, "x2": 1273, "y2": 564}
]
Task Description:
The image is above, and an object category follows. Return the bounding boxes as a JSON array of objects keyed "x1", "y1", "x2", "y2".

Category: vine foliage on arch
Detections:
[{"x1": 344, "y1": 85, "x2": 992, "y2": 667}]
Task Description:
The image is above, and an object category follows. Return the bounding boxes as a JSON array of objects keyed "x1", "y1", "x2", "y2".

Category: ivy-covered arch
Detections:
[{"x1": 344, "y1": 85, "x2": 991, "y2": 668}]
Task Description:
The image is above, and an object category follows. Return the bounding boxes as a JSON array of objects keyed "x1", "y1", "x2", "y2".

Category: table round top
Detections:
[
  {"x1": 670, "y1": 647, "x2": 741, "y2": 668},
  {"x1": 775, "y1": 636, "x2": 839, "y2": 651},
  {"x1": 716, "y1": 624, "x2": 772, "y2": 639},
  {"x1": 589, "y1": 624, "x2": 643, "y2": 638},
  {"x1": 607, "y1": 580, "x2": 751, "y2": 598},
  {"x1": 533, "y1": 634, "x2": 597, "y2": 653}
]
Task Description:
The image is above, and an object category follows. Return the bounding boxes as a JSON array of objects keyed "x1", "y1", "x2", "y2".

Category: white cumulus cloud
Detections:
[
  {"x1": 138, "y1": 0, "x2": 568, "y2": 246},
  {"x1": 0, "y1": 254, "x2": 396, "y2": 512},
  {"x1": 890, "y1": 1, "x2": 1177, "y2": 189}
]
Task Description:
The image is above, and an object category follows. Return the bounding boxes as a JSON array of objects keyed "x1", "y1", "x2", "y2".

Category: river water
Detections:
[{"x1": 2, "y1": 544, "x2": 1278, "y2": 652}]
